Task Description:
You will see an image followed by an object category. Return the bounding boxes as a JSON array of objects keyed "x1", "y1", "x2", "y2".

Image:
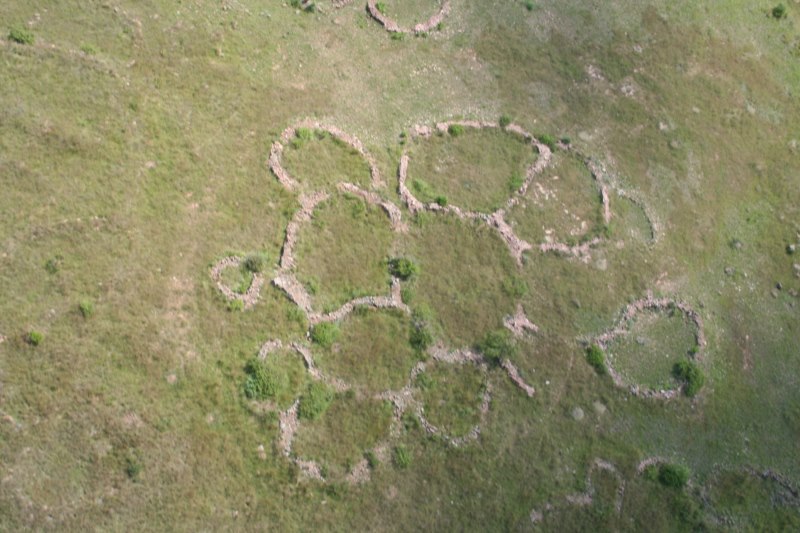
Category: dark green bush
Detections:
[
  {"x1": 448, "y1": 124, "x2": 465, "y2": 136},
  {"x1": 501, "y1": 276, "x2": 528, "y2": 298},
  {"x1": 478, "y1": 329, "x2": 516, "y2": 365},
  {"x1": 388, "y1": 257, "x2": 419, "y2": 280},
  {"x1": 298, "y1": 382, "x2": 333, "y2": 420},
  {"x1": 537, "y1": 133, "x2": 557, "y2": 151},
  {"x1": 434, "y1": 196, "x2": 448, "y2": 207},
  {"x1": 243, "y1": 358, "x2": 280, "y2": 400},
  {"x1": 499, "y1": 115, "x2": 512, "y2": 128},
  {"x1": 772, "y1": 4, "x2": 787, "y2": 19},
  {"x1": 673, "y1": 360, "x2": 705, "y2": 397},
  {"x1": 393, "y1": 445, "x2": 411, "y2": 469},
  {"x1": 78, "y1": 299, "x2": 94, "y2": 319},
  {"x1": 658, "y1": 463, "x2": 690, "y2": 488},
  {"x1": 524, "y1": 0, "x2": 536, "y2": 12},
  {"x1": 586, "y1": 344, "x2": 607, "y2": 374},
  {"x1": 9, "y1": 26, "x2": 34, "y2": 45},
  {"x1": 310, "y1": 322, "x2": 340, "y2": 348},
  {"x1": 27, "y1": 330, "x2": 43, "y2": 346},
  {"x1": 242, "y1": 253, "x2": 266, "y2": 273}
]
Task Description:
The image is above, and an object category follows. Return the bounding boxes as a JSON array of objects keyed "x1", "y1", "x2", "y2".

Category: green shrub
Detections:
[
  {"x1": 586, "y1": 344, "x2": 607, "y2": 375},
  {"x1": 243, "y1": 358, "x2": 282, "y2": 400},
  {"x1": 298, "y1": 382, "x2": 333, "y2": 420},
  {"x1": 393, "y1": 445, "x2": 411, "y2": 469},
  {"x1": 296, "y1": 127, "x2": 313, "y2": 141},
  {"x1": 658, "y1": 463, "x2": 690, "y2": 489},
  {"x1": 478, "y1": 329, "x2": 516, "y2": 365},
  {"x1": 78, "y1": 299, "x2": 94, "y2": 319},
  {"x1": 524, "y1": 1, "x2": 536, "y2": 12},
  {"x1": 9, "y1": 26, "x2": 34, "y2": 45},
  {"x1": 434, "y1": 196, "x2": 448, "y2": 207},
  {"x1": 537, "y1": 133, "x2": 557, "y2": 151},
  {"x1": 501, "y1": 276, "x2": 528, "y2": 298},
  {"x1": 772, "y1": 4, "x2": 787, "y2": 19},
  {"x1": 310, "y1": 322, "x2": 340, "y2": 348},
  {"x1": 364, "y1": 450, "x2": 379, "y2": 469},
  {"x1": 499, "y1": 115, "x2": 512, "y2": 128},
  {"x1": 410, "y1": 306, "x2": 436, "y2": 352},
  {"x1": 560, "y1": 136, "x2": 571, "y2": 145},
  {"x1": 448, "y1": 124, "x2": 465, "y2": 136},
  {"x1": 227, "y1": 299, "x2": 244, "y2": 312},
  {"x1": 508, "y1": 172, "x2": 525, "y2": 192},
  {"x1": 27, "y1": 330, "x2": 43, "y2": 346},
  {"x1": 390, "y1": 32, "x2": 405, "y2": 41},
  {"x1": 388, "y1": 258, "x2": 419, "y2": 280},
  {"x1": 125, "y1": 455, "x2": 143, "y2": 481},
  {"x1": 242, "y1": 253, "x2": 266, "y2": 273},
  {"x1": 673, "y1": 360, "x2": 705, "y2": 397}
]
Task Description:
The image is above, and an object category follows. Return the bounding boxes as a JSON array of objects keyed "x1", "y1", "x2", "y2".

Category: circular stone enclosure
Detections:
[
  {"x1": 293, "y1": 193, "x2": 395, "y2": 312},
  {"x1": 367, "y1": 0, "x2": 450, "y2": 34},
  {"x1": 404, "y1": 124, "x2": 539, "y2": 214},
  {"x1": 313, "y1": 307, "x2": 422, "y2": 394}
]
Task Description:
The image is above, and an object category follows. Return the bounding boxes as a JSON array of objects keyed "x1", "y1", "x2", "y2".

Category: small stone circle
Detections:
[
  {"x1": 366, "y1": 0, "x2": 451, "y2": 35},
  {"x1": 592, "y1": 295, "x2": 706, "y2": 400},
  {"x1": 209, "y1": 255, "x2": 265, "y2": 309}
]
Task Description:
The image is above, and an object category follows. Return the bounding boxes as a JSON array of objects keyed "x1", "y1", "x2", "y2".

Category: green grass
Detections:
[
  {"x1": 294, "y1": 194, "x2": 393, "y2": 311},
  {"x1": 605, "y1": 309, "x2": 698, "y2": 390},
  {"x1": 314, "y1": 308, "x2": 420, "y2": 393},
  {"x1": 416, "y1": 361, "x2": 486, "y2": 437},
  {"x1": 281, "y1": 130, "x2": 373, "y2": 192},
  {"x1": 219, "y1": 262, "x2": 255, "y2": 294},
  {"x1": 243, "y1": 350, "x2": 308, "y2": 409},
  {"x1": 293, "y1": 394, "x2": 393, "y2": 477},
  {"x1": 406, "y1": 127, "x2": 538, "y2": 213}
]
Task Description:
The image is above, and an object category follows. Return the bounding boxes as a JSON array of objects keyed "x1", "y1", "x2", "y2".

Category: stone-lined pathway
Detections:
[
  {"x1": 366, "y1": 0, "x2": 451, "y2": 35},
  {"x1": 592, "y1": 295, "x2": 706, "y2": 400},
  {"x1": 209, "y1": 256, "x2": 265, "y2": 309}
]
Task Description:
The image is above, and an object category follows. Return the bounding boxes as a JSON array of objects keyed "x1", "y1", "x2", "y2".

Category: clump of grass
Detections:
[
  {"x1": 227, "y1": 299, "x2": 244, "y2": 312},
  {"x1": 657, "y1": 463, "x2": 691, "y2": 489},
  {"x1": 388, "y1": 257, "x2": 419, "y2": 280},
  {"x1": 393, "y1": 445, "x2": 411, "y2": 469},
  {"x1": 78, "y1": 299, "x2": 94, "y2": 319},
  {"x1": 523, "y1": 0, "x2": 536, "y2": 12},
  {"x1": 499, "y1": 115, "x2": 512, "y2": 128},
  {"x1": 44, "y1": 256, "x2": 62, "y2": 274},
  {"x1": 507, "y1": 171, "x2": 524, "y2": 192},
  {"x1": 242, "y1": 252, "x2": 267, "y2": 273},
  {"x1": 537, "y1": 133, "x2": 557, "y2": 151},
  {"x1": 772, "y1": 4, "x2": 787, "y2": 19},
  {"x1": 501, "y1": 276, "x2": 528, "y2": 298},
  {"x1": 125, "y1": 455, "x2": 143, "y2": 481},
  {"x1": 448, "y1": 124, "x2": 465, "y2": 137},
  {"x1": 27, "y1": 330, "x2": 43, "y2": 346},
  {"x1": 243, "y1": 358, "x2": 283, "y2": 400},
  {"x1": 673, "y1": 360, "x2": 705, "y2": 397},
  {"x1": 364, "y1": 450, "x2": 379, "y2": 469},
  {"x1": 298, "y1": 382, "x2": 333, "y2": 420},
  {"x1": 9, "y1": 26, "x2": 34, "y2": 45},
  {"x1": 310, "y1": 322, "x2": 340, "y2": 349},
  {"x1": 410, "y1": 306, "x2": 436, "y2": 352},
  {"x1": 375, "y1": 2, "x2": 387, "y2": 15},
  {"x1": 390, "y1": 32, "x2": 405, "y2": 42},
  {"x1": 477, "y1": 329, "x2": 516, "y2": 366},
  {"x1": 586, "y1": 344, "x2": 607, "y2": 374},
  {"x1": 434, "y1": 195, "x2": 448, "y2": 207}
]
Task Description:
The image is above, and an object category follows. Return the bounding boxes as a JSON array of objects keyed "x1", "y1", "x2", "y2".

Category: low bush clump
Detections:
[
  {"x1": 586, "y1": 344, "x2": 607, "y2": 374},
  {"x1": 537, "y1": 133, "x2": 557, "y2": 151},
  {"x1": 242, "y1": 253, "x2": 267, "y2": 273},
  {"x1": 478, "y1": 329, "x2": 516, "y2": 366},
  {"x1": 393, "y1": 445, "x2": 411, "y2": 469},
  {"x1": 388, "y1": 257, "x2": 419, "y2": 280},
  {"x1": 673, "y1": 360, "x2": 705, "y2": 397},
  {"x1": 310, "y1": 322, "x2": 340, "y2": 348},
  {"x1": 499, "y1": 115, "x2": 512, "y2": 128},
  {"x1": 409, "y1": 306, "x2": 436, "y2": 352},
  {"x1": 243, "y1": 358, "x2": 280, "y2": 400},
  {"x1": 772, "y1": 4, "x2": 787, "y2": 19},
  {"x1": 524, "y1": 1, "x2": 536, "y2": 12},
  {"x1": 27, "y1": 330, "x2": 43, "y2": 346},
  {"x1": 298, "y1": 382, "x2": 333, "y2": 420},
  {"x1": 434, "y1": 195, "x2": 448, "y2": 207},
  {"x1": 448, "y1": 124, "x2": 464, "y2": 137},
  {"x1": 125, "y1": 455, "x2": 143, "y2": 481},
  {"x1": 658, "y1": 463, "x2": 691, "y2": 489},
  {"x1": 78, "y1": 299, "x2": 94, "y2": 319},
  {"x1": 9, "y1": 26, "x2": 34, "y2": 45}
]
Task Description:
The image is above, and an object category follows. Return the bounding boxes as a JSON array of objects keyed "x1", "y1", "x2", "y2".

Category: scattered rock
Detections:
[
  {"x1": 724, "y1": 266, "x2": 735, "y2": 276},
  {"x1": 771, "y1": 289, "x2": 779, "y2": 298},
  {"x1": 776, "y1": 282, "x2": 783, "y2": 291},
  {"x1": 257, "y1": 444, "x2": 267, "y2": 460},
  {"x1": 592, "y1": 401, "x2": 607, "y2": 416},
  {"x1": 571, "y1": 407, "x2": 585, "y2": 421},
  {"x1": 166, "y1": 373, "x2": 177, "y2": 384},
  {"x1": 787, "y1": 244, "x2": 796, "y2": 255}
]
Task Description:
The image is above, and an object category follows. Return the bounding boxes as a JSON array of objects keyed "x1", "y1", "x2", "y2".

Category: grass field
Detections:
[{"x1": 1, "y1": 0, "x2": 799, "y2": 530}]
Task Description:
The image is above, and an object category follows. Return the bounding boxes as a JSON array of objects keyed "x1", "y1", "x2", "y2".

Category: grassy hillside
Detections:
[{"x1": 1, "y1": 0, "x2": 799, "y2": 530}]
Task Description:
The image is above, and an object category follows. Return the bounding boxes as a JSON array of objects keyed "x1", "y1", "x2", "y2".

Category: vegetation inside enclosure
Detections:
[
  {"x1": 280, "y1": 129, "x2": 373, "y2": 192},
  {"x1": 294, "y1": 195, "x2": 393, "y2": 311},
  {"x1": 292, "y1": 394, "x2": 393, "y2": 478},
  {"x1": 375, "y1": 0, "x2": 444, "y2": 29},
  {"x1": 506, "y1": 151, "x2": 604, "y2": 245},
  {"x1": 243, "y1": 351, "x2": 308, "y2": 409},
  {"x1": 2, "y1": 0, "x2": 800, "y2": 530},
  {"x1": 605, "y1": 310, "x2": 698, "y2": 391},
  {"x1": 406, "y1": 127, "x2": 539, "y2": 213},
  {"x1": 415, "y1": 361, "x2": 486, "y2": 437},
  {"x1": 398, "y1": 216, "x2": 517, "y2": 346},
  {"x1": 314, "y1": 308, "x2": 421, "y2": 393}
]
